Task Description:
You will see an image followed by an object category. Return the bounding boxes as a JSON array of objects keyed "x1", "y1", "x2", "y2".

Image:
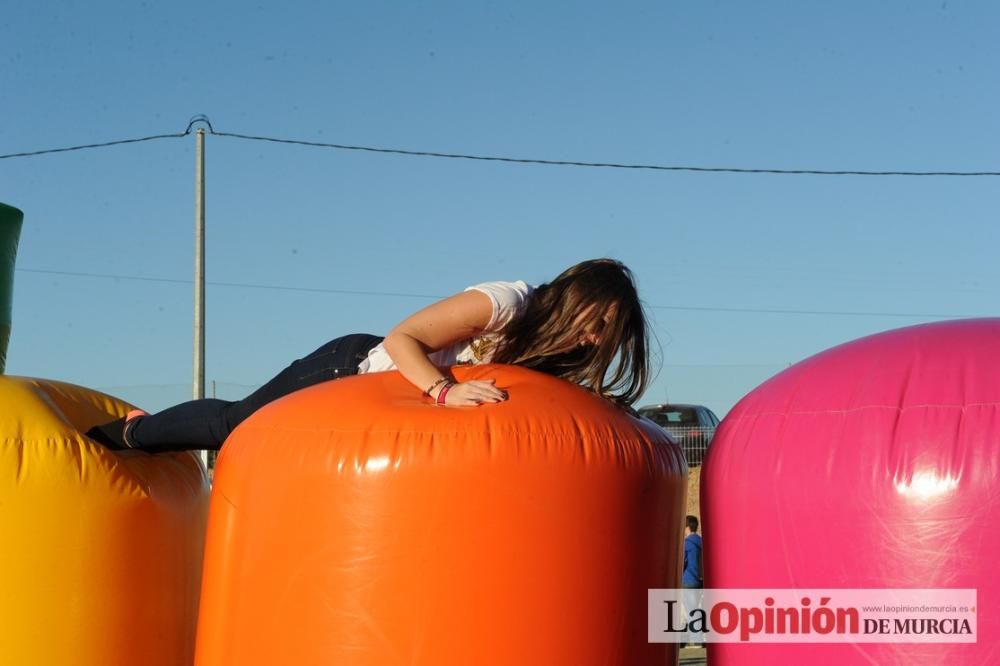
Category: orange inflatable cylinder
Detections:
[
  {"x1": 0, "y1": 376, "x2": 210, "y2": 665},
  {"x1": 195, "y1": 365, "x2": 686, "y2": 666}
]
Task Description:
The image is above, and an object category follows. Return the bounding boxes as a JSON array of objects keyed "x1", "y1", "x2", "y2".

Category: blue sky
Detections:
[{"x1": 2, "y1": 0, "x2": 997, "y2": 416}]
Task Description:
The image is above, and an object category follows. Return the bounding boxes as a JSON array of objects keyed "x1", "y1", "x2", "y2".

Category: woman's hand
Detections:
[{"x1": 436, "y1": 379, "x2": 508, "y2": 406}]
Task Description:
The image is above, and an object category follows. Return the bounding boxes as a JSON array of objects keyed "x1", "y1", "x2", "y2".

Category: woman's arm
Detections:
[{"x1": 382, "y1": 290, "x2": 508, "y2": 406}]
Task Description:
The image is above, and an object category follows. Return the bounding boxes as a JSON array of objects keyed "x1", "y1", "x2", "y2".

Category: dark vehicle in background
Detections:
[{"x1": 637, "y1": 403, "x2": 720, "y2": 466}]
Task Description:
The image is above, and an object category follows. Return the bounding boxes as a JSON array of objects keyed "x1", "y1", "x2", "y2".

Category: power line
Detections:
[
  {"x1": 649, "y1": 303, "x2": 975, "y2": 318},
  {"x1": 1, "y1": 121, "x2": 999, "y2": 175},
  {"x1": 16, "y1": 268, "x2": 441, "y2": 300},
  {"x1": 17, "y1": 267, "x2": 982, "y2": 319},
  {"x1": 209, "y1": 130, "x2": 1000, "y2": 177},
  {"x1": 0, "y1": 131, "x2": 188, "y2": 160}
]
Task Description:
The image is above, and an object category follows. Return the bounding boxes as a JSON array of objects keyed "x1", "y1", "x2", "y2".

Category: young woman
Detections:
[{"x1": 87, "y1": 258, "x2": 650, "y2": 452}]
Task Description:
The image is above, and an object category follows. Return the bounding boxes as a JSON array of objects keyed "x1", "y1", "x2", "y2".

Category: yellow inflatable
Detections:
[{"x1": 0, "y1": 376, "x2": 209, "y2": 665}]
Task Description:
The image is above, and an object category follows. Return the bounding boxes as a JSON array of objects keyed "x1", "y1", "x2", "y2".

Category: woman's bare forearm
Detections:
[
  {"x1": 382, "y1": 331, "x2": 449, "y2": 397},
  {"x1": 382, "y1": 290, "x2": 508, "y2": 406}
]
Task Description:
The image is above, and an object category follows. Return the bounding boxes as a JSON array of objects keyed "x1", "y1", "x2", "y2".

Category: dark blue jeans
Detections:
[{"x1": 127, "y1": 333, "x2": 383, "y2": 452}]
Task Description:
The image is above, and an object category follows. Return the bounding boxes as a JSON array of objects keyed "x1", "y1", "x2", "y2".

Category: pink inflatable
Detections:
[{"x1": 702, "y1": 319, "x2": 999, "y2": 665}]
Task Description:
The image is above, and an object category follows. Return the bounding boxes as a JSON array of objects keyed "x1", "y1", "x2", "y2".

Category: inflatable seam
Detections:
[{"x1": 726, "y1": 402, "x2": 1000, "y2": 422}]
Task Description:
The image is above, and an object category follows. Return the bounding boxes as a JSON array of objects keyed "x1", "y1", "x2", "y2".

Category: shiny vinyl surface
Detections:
[
  {"x1": 195, "y1": 364, "x2": 686, "y2": 666},
  {"x1": 703, "y1": 319, "x2": 1000, "y2": 665},
  {"x1": 0, "y1": 375, "x2": 210, "y2": 665}
]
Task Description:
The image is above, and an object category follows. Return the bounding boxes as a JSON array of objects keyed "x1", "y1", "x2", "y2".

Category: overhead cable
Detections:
[
  {"x1": 17, "y1": 267, "x2": 981, "y2": 319},
  {"x1": 2, "y1": 121, "x2": 998, "y2": 176}
]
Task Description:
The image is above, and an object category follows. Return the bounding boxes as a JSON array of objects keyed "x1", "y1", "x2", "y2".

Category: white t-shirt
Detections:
[{"x1": 357, "y1": 280, "x2": 535, "y2": 374}]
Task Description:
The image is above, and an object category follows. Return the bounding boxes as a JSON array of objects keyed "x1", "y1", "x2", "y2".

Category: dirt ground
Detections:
[{"x1": 686, "y1": 465, "x2": 702, "y2": 524}]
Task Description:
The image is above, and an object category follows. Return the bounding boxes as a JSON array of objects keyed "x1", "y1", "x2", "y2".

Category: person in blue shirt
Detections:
[{"x1": 682, "y1": 515, "x2": 704, "y2": 588}]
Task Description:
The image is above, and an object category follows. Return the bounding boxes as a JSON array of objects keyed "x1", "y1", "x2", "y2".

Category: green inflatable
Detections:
[{"x1": 0, "y1": 203, "x2": 23, "y2": 374}]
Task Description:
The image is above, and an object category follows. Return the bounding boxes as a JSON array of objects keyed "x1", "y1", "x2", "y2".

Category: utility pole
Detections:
[
  {"x1": 193, "y1": 128, "x2": 208, "y2": 469},
  {"x1": 208, "y1": 379, "x2": 218, "y2": 470}
]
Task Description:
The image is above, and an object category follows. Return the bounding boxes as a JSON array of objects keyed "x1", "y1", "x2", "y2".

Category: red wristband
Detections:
[{"x1": 436, "y1": 382, "x2": 455, "y2": 405}]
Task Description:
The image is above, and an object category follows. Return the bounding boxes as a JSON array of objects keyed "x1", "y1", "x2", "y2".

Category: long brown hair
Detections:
[{"x1": 492, "y1": 258, "x2": 650, "y2": 405}]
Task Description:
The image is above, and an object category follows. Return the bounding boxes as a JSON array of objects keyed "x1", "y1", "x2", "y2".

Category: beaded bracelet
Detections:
[
  {"x1": 436, "y1": 381, "x2": 456, "y2": 406},
  {"x1": 423, "y1": 377, "x2": 449, "y2": 397}
]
